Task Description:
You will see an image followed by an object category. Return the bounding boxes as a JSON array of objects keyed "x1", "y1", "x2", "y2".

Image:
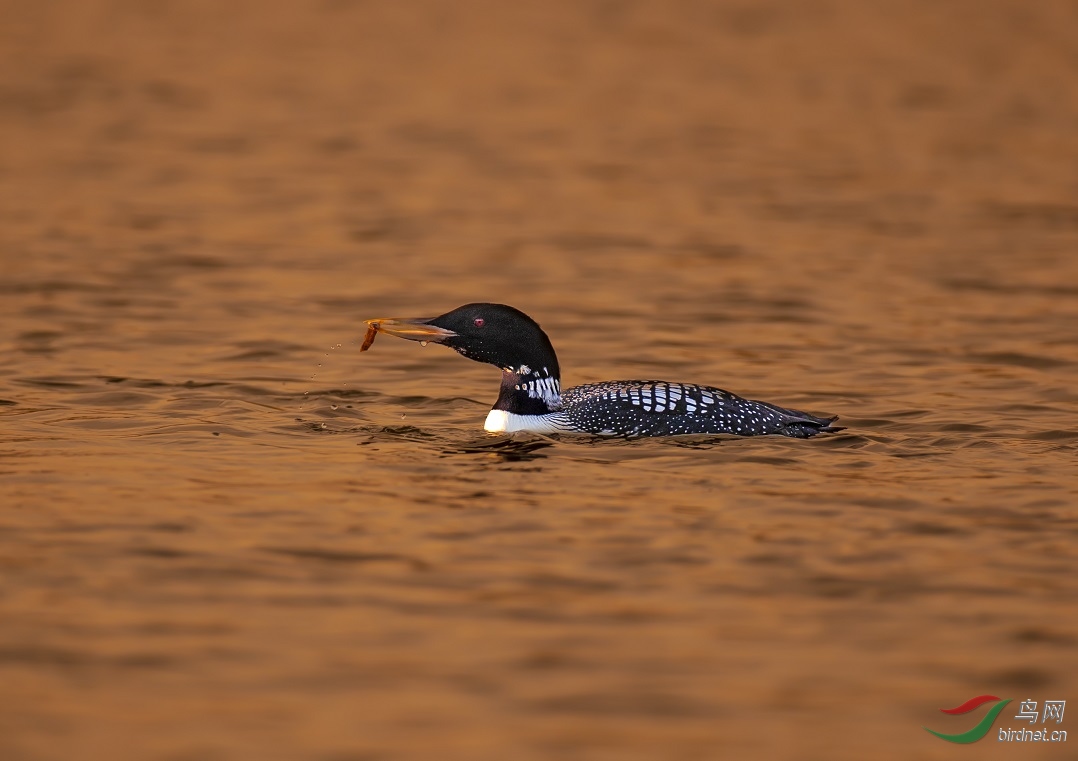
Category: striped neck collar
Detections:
[{"x1": 492, "y1": 365, "x2": 562, "y2": 415}]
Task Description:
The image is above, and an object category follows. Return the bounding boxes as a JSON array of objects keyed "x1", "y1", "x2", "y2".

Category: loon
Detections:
[{"x1": 362, "y1": 303, "x2": 842, "y2": 438}]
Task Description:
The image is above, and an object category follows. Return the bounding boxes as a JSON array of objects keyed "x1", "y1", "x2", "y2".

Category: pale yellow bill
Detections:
[{"x1": 360, "y1": 318, "x2": 457, "y2": 352}]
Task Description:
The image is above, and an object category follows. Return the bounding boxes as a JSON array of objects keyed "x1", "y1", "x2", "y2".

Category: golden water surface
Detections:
[{"x1": 1, "y1": 2, "x2": 1076, "y2": 759}]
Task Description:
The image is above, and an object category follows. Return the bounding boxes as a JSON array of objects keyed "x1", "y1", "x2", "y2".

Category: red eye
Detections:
[{"x1": 474, "y1": 318, "x2": 485, "y2": 327}]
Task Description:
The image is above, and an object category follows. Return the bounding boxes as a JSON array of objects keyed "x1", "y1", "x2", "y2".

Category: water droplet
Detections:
[
  {"x1": 401, "y1": 413, "x2": 406, "y2": 419},
  {"x1": 330, "y1": 405, "x2": 338, "y2": 410},
  {"x1": 420, "y1": 341, "x2": 428, "y2": 347},
  {"x1": 304, "y1": 391, "x2": 310, "y2": 395}
]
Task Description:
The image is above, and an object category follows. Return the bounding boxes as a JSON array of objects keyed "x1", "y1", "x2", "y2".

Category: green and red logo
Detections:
[{"x1": 924, "y1": 695, "x2": 1012, "y2": 743}]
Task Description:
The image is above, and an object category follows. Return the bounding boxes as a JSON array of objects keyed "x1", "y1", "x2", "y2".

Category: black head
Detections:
[
  {"x1": 366, "y1": 303, "x2": 560, "y2": 379},
  {"x1": 364, "y1": 303, "x2": 564, "y2": 415},
  {"x1": 427, "y1": 303, "x2": 560, "y2": 377}
]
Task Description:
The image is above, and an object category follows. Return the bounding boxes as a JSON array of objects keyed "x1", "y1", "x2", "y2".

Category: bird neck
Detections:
[{"x1": 493, "y1": 365, "x2": 562, "y2": 415}]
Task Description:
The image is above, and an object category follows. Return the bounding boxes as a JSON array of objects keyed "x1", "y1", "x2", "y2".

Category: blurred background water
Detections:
[{"x1": 1, "y1": 1, "x2": 1076, "y2": 759}]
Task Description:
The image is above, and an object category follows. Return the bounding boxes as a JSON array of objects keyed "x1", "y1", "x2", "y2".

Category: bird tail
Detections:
[{"x1": 778, "y1": 411, "x2": 844, "y2": 439}]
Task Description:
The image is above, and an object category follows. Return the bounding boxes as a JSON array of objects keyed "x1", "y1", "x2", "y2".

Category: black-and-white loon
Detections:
[{"x1": 362, "y1": 303, "x2": 842, "y2": 438}]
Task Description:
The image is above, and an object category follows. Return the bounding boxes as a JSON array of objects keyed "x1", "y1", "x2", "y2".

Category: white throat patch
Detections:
[{"x1": 484, "y1": 409, "x2": 569, "y2": 434}]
